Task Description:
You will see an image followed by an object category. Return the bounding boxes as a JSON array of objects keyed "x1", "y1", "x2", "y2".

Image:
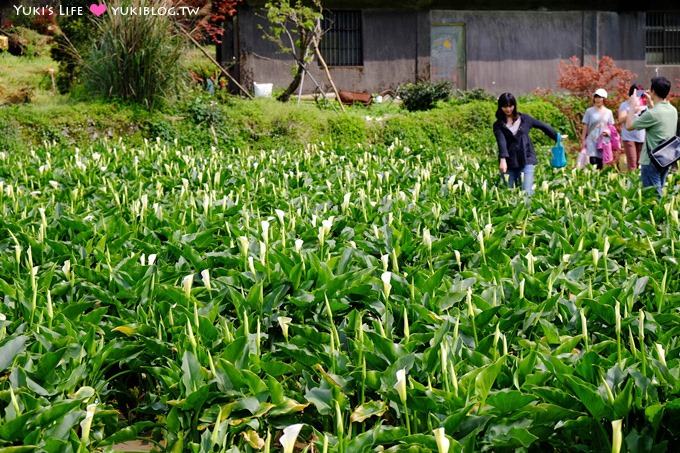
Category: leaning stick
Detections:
[{"x1": 178, "y1": 25, "x2": 253, "y2": 99}]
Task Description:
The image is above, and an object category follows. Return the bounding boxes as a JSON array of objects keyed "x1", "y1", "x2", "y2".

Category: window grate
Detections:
[
  {"x1": 646, "y1": 12, "x2": 680, "y2": 65},
  {"x1": 320, "y1": 10, "x2": 363, "y2": 66}
]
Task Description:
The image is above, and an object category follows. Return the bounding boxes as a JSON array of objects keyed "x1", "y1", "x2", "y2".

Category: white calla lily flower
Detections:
[{"x1": 280, "y1": 423, "x2": 304, "y2": 453}]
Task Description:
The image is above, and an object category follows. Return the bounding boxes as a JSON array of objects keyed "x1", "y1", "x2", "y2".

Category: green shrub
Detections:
[
  {"x1": 82, "y1": 0, "x2": 185, "y2": 109},
  {"x1": 0, "y1": 118, "x2": 21, "y2": 153},
  {"x1": 521, "y1": 99, "x2": 578, "y2": 147},
  {"x1": 186, "y1": 95, "x2": 224, "y2": 126},
  {"x1": 397, "y1": 81, "x2": 452, "y2": 111},
  {"x1": 144, "y1": 119, "x2": 176, "y2": 142},
  {"x1": 382, "y1": 115, "x2": 434, "y2": 147},
  {"x1": 521, "y1": 92, "x2": 587, "y2": 149},
  {"x1": 449, "y1": 88, "x2": 495, "y2": 105},
  {"x1": 328, "y1": 114, "x2": 368, "y2": 148}
]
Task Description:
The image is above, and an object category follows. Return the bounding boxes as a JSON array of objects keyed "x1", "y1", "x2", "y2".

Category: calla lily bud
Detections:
[
  {"x1": 381, "y1": 254, "x2": 389, "y2": 272},
  {"x1": 394, "y1": 368, "x2": 407, "y2": 404},
  {"x1": 80, "y1": 403, "x2": 97, "y2": 444},
  {"x1": 182, "y1": 274, "x2": 193, "y2": 298},
  {"x1": 611, "y1": 419, "x2": 622, "y2": 453},
  {"x1": 238, "y1": 236, "x2": 249, "y2": 257},
  {"x1": 655, "y1": 343, "x2": 667, "y2": 367},
  {"x1": 381, "y1": 271, "x2": 392, "y2": 300},
  {"x1": 275, "y1": 209, "x2": 285, "y2": 225},
  {"x1": 261, "y1": 220, "x2": 270, "y2": 244},
  {"x1": 278, "y1": 316, "x2": 292, "y2": 341},
  {"x1": 422, "y1": 228, "x2": 432, "y2": 251},
  {"x1": 201, "y1": 269, "x2": 211, "y2": 291},
  {"x1": 433, "y1": 427, "x2": 450, "y2": 453}
]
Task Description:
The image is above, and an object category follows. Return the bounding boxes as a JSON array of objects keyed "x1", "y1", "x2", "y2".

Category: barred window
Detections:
[
  {"x1": 646, "y1": 12, "x2": 680, "y2": 65},
  {"x1": 320, "y1": 10, "x2": 363, "y2": 66}
]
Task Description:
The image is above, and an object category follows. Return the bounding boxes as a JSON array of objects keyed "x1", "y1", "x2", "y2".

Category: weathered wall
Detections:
[
  {"x1": 431, "y1": 10, "x2": 587, "y2": 93},
  {"x1": 598, "y1": 12, "x2": 680, "y2": 89},
  {"x1": 236, "y1": 6, "x2": 424, "y2": 94},
  {"x1": 232, "y1": 7, "x2": 680, "y2": 95}
]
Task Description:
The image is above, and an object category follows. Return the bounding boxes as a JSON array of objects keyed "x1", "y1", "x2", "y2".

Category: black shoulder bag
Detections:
[{"x1": 648, "y1": 135, "x2": 680, "y2": 171}]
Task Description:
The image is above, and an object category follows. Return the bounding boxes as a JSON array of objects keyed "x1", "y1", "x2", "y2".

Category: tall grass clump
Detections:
[{"x1": 83, "y1": 0, "x2": 185, "y2": 109}]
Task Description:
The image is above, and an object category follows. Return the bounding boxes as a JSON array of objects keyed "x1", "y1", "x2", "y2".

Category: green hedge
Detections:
[{"x1": 0, "y1": 97, "x2": 575, "y2": 154}]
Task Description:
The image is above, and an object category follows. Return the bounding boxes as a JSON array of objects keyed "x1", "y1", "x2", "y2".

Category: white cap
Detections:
[{"x1": 593, "y1": 88, "x2": 608, "y2": 98}]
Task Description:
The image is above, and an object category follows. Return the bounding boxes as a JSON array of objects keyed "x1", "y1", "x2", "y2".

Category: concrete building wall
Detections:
[
  {"x1": 598, "y1": 12, "x2": 680, "y2": 87},
  {"x1": 237, "y1": 6, "x2": 424, "y2": 94},
  {"x1": 233, "y1": 7, "x2": 680, "y2": 95},
  {"x1": 430, "y1": 10, "x2": 586, "y2": 93}
]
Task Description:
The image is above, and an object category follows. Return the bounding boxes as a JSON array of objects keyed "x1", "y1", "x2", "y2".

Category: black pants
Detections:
[{"x1": 589, "y1": 156, "x2": 603, "y2": 170}]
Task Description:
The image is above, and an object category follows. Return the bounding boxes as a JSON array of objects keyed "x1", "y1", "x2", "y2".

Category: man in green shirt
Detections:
[{"x1": 625, "y1": 76, "x2": 678, "y2": 197}]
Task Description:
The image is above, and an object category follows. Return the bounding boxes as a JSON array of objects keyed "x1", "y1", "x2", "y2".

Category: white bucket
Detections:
[{"x1": 253, "y1": 82, "x2": 273, "y2": 98}]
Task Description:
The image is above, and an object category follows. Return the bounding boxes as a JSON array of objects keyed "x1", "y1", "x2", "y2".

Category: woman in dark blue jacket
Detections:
[{"x1": 493, "y1": 93, "x2": 561, "y2": 195}]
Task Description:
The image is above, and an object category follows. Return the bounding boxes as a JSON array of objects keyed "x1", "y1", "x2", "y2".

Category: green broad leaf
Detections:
[
  {"x1": 267, "y1": 375, "x2": 284, "y2": 404},
  {"x1": 487, "y1": 390, "x2": 536, "y2": 413},
  {"x1": 261, "y1": 359, "x2": 295, "y2": 377},
  {"x1": 422, "y1": 266, "x2": 448, "y2": 294},
  {"x1": 554, "y1": 336, "x2": 583, "y2": 355},
  {"x1": 443, "y1": 405, "x2": 475, "y2": 433},
  {"x1": 489, "y1": 426, "x2": 539, "y2": 448},
  {"x1": 396, "y1": 434, "x2": 438, "y2": 449},
  {"x1": 517, "y1": 349, "x2": 537, "y2": 383},
  {"x1": 644, "y1": 403, "x2": 664, "y2": 432},
  {"x1": 0, "y1": 412, "x2": 34, "y2": 441},
  {"x1": 475, "y1": 356, "x2": 505, "y2": 406},
  {"x1": 269, "y1": 397, "x2": 309, "y2": 416},
  {"x1": 613, "y1": 379, "x2": 634, "y2": 419},
  {"x1": 169, "y1": 384, "x2": 211, "y2": 410},
  {"x1": 222, "y1": 336, "x2": 249, "y2": 366},
  {"x1": 476, "y1": 306, "x2": 501, "y2": 328},
  {"x1": 234, "y1": 396, "x2": 261, "y2": 414},
  {"x1": 60, "y1": 302, "x2": 93, "y2": 320},
  {"x1": 32, "y1": 400, "x2": 81, "y2": 427},
  {"x1": 0, "y1": 447, "x2": 38, "y2": 453},
  {"x1": 0, "y1": 278, "x2": 16, "y2": 299},
  {"x1": 241, "y1": 369, "x2": 268, "y2": 395},
  {"x1": 337, "y1": 247, "x2": 354, "y2": 274},
  {"x1": 181, "y1": 351, "x2": 204, "y2": 394},
  {"x1": 539, "y1": 319, "x2": 561, "y2": 344},
  {"x1": 350, "y1": 400, "x2": 388, "y2": 423},
  {"x1": 528, "y1": 387, "x2": 582, "y2": 410},
  {"x1": 304, "y1": 386, "x2": 333, "y2": 415},
  {"x1": 564, "y1": 375, "x2": 610, "y2": 419},
  {"x1": 98, "y1": 421, "x2": 155, "y2": 446},
  {"x1": 633, "y1": 276, "x2": 649, "y2": 298},
  {"x1": 0, "y1": 335, "x2": 28, "y2": 372}
]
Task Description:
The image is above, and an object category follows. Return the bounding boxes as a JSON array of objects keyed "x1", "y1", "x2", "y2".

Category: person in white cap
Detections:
[{"x1": 580, "y1": 88, "x2": 615, "y2": 169}]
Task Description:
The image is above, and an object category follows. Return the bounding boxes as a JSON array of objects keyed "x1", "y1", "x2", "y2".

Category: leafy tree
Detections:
[{"x1": 263, "y1": 0, "x2": 323, "y2": 102}]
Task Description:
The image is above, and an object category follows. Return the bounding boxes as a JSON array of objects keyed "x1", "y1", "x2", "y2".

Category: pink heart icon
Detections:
[{"x1": 89, "y1": 3, "x2": 107, "y2": 17}]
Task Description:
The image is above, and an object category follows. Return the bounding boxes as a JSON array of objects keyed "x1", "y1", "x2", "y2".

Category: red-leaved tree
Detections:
[
  {"x1": 173, "y1": 0, "x2": 242, "y2": 44},
  {"x1": 558, "y1": 56, "x2": 636, "y2": 105}
]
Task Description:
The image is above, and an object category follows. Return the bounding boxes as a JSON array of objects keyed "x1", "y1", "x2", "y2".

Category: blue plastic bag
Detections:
[{"x1": 550, "y1": 134, "x2": 567, "y2": 168}]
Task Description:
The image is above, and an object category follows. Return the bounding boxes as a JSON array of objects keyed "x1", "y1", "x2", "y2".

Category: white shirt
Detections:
[{"x1": 505, "y1": 117, "x2": 521, "y2": 135}]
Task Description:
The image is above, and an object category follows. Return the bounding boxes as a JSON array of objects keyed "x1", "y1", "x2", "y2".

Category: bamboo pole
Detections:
[
  {"x1": 178, "y1": 26, "x2": 253, "y2": 99},
  {"x1": 312, "y1": 26, "x2": 344, "y2": 112}
]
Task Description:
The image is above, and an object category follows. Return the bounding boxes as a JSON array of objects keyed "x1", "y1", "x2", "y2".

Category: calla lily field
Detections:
[{"x1": 0, "y1": 137, "x2": 679, "y2": 452}]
